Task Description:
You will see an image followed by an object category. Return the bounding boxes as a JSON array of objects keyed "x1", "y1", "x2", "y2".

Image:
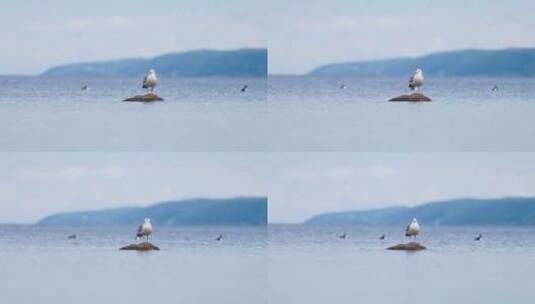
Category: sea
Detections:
[
  {"x1": 0, "y1": 225, "x2": 267, "y2": 304},
  {"x1": 2, "y1": 224, "x2": 534, "y2": 304},
  {"x1": 268, "y1": 225, "x2": 535, "y2": 304},
  {"x1": 2, "y1": 76, "x2": 535, "y2": 151},
  {"x1": 268, "y1": 76, "x2": 535, "y2": 151},
  {"x1": 0, "y1": 76, "x2": 267, "y2": 151}
]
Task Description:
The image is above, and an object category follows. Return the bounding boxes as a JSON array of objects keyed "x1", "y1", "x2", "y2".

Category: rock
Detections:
[
  {"x1": 119, "y1": 242, "x2": 160, "y2": 251},
  {"x1": 387, "y1": 242, "x2": 427, "y2": 251},
  {"x1": 389, "y1": 93, "x2": 431, "y2": 102},
  {"x1": 123, "y1": 93, "x2": 164, "y2": 102}
]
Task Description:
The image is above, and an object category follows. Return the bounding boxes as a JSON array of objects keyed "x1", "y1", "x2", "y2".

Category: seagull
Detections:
[
  {"x1": 405, "y1": 218, "x2": 421, "y2": 241},
  {"x1": 136, "y1": 218, "x2": 153, "y2": 242},
  {"x1": 475, "y1": 233, "x2": 482, "y2": 241},
  {"x1": 68, "y1": 234, "x2": 77, "y2": 239},
  {"x1": 492, "y1": 84, "x2": 499, "y2": 92},
  {"x1": 379, "y1": 234, "x2": 387, "y2": 240},
  {"x1": 215, "y1": 234, "x2": 223, "y2": 241},
  {"x1": 408, "y1": 69, "x2": 424, "y2": 92},
  {"x1": 142, "y1": 69, "x2": 158, "y2": 93},
  {"x1": 339, "y1": 232, "x2": 347, "y2": 239},
  {"x1": 241, "y1": 85, "x2": 248, "y2": 92}
]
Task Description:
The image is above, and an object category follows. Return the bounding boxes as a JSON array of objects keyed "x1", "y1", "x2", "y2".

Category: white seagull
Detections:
[
  {"x1": 136, "y1": 218, "x2": 153, "y2": 242},
  {"x1": 405, "y1": 218, "x2": 420, "y2": 241},
  {"x1": 408, "y1": 69, "x2": 424, "y2": 92},
  {"x1": 142, "y1": 69, "x2": 158, "y2": 93}
]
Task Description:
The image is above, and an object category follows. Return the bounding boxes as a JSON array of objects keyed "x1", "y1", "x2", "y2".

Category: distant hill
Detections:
[
  {"x1": 309, "y1": 48, "x2": 535, "y2": 77},
  {"x1": 305, "y1": 197, "x2": 535, "y2": 226},
  {"x1": 37, "y1": 197, "x2": 267, "y2": 226},
  {"x1": 42, "y1": 48, "x2": 267, "y2": 77}
]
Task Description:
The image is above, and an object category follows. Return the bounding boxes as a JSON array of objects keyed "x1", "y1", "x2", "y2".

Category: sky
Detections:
[
  {"x1": 1, "y1": 0, "x2": 267, "y2": 74},
  {"x1": 2, "y1": 152, "x2": 535, "y2": 224},
  {"x1": 0, "y1": 153, "x2": 267, "y2": 223},
  {"x1": 267, "y1": 0, "x2": 535, "y2": 73},
  {"x1": 267, "y1": 153, "x2": 535, "y2": 223},
  {"x1": 3, "y1": 1, "x2": 534, "y2": 75}
]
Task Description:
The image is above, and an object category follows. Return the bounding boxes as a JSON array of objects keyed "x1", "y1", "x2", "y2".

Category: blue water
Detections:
[
  {"x1": 4, "y1": 224, "x2": 534, "y2": 303},
  {"x1": 3, "y1": 76, "x2": 535, "y2": 151},
  {"x1": 268, "y1": 76, "x2": 535, "y2": 151},
  {"x1": 0, "y1": 225, "x2": 267, "y2": 304},
  {"x1": 268, "y1": 225, "x2": 535, "y2": 304},
  {"x1": 0, "y1": 76, "x2": 267, "y2": 151}
]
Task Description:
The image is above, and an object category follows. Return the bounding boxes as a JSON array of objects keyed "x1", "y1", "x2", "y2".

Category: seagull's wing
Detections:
[
  {"x1": 142, "y1": 75, "x2": 148, "y2": 88},
  {"x1": 136, "y1": 224, "x2": 144, "y2": 237},
  {"x1": 405, "y1": 223, "x2": 411, "y2": 235}
]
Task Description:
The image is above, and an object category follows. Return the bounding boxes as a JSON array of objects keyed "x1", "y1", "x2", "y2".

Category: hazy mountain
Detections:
[
  {"x1": 305, "y1": 197, "x2": 535, "y2": 226},
  {"x1": 309, "y1": 48, "x2": 535, "y2": 77},
  {"x1": 37, "y1": 197, "x2": 267, "y2": 226},
  {"x1": 42, "y1": 48, "x2": 267, "y2": 77}
]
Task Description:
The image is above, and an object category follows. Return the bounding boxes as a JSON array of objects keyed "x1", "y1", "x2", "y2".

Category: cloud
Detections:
[
  {"x1": 63, "y1": 16, "x2": 135, "y2": 32},
  {"x1": 16, "y1": 166, "x2": 130, "y2": 182}
]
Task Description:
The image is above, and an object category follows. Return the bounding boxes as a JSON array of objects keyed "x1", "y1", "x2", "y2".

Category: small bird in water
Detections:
[
  {"x1": 215, "y1": 234, "x2": 223, "y2": 241},
  {"x1": 241, "y1": 85, "x2": 248, "y2": 92},
  {"x1": 475, "y1": 233, "x2": 482, "y2": 241},
  {"x1": 68, "y1": 234, "x2": 77, "y2": 239},
  {"x1": 492, "y1": 84, "x2": 499, "y2": 92},
  {"x1": 136, "y1": 218, "x2": 153, "y2": 242},
  {"x1": 405, "y1": 218, "x2": 421, "y2": 241},
  {"x1": 142, "y1": 69, "x2": 158, "y2": 93},
  {"x1": 339, "y1": 232, "x2": 347, "y2": 239},
  {"x1": 340, "y1": 84, "x2": 346, "y2": 90},
  {"x1": 81, "y1": 84, "x2": 89, "y2": 91},
  {"x1": 408, "y1": 69, "x2": 424, "y2": 92},
  {"x1": 379, "y1": 234, "x2": 387, "y2": 240}
]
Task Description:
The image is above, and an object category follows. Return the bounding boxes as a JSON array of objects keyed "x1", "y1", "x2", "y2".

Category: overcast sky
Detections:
[
  {"x1": 3, "y1": 1, "x2": 534, "y2": 74},
  {"x1": 0, "y1": 153, "x2": 267, "y2": 223},
  {"x1": 1, "y1": 0, "x2": 267, "y2": 74},
  {"x1": 267, "y1": 0, "x2": 535, "y2": 74},
  {"x1": 267, "y1": 153, "x2": 535, "y2": 223},
  {"x1": 2, "y1": 153, "x2": 535, "y2": 224}
]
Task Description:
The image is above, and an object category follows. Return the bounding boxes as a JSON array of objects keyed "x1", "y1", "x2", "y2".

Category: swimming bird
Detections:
[
  {"x1": 241, "y1": 85, "x2": 248, "y2": 92},
  {"x1": 142, "y1": 69, "x2": 158, "y2": 93},
  {"x1": 215, "y1": 234, "x2": 223, "y2": 241},
  {"x1": 379, "y1": 234, "x2": 387, "y2": 240},
  {"x1": 408, "y1": 69, "x2": 424, "y2": 92},
  {"x1": 68, "y1": 234, "x2": 77, "y2": 239},
  {"x1": 339, "y1": 232, "x2": 347, "y2": 239},
  {"x1": 405, "y1": 218, "x2": 421, "y2": 241},
  {"x1": 136, "y1": 218, "x2": 153, "y2": 242},
  {"x1": 492, "y1": 84, "x2": 499, "y2": 92},
  {"x1": 475, "y1": 233, "x2": 482, "y2": 241}
]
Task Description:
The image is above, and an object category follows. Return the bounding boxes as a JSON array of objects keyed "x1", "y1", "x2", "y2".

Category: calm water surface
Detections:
[
  {"x1": 1, "y1": 225, "x2": 267, "y2": 304},
  {"x1": 0, "y1": 76, "x2": 267, "y2": 150},
  {"x1": 4, "y1": 76, "x2": 535, "y2": 151},
  {"x1": 268, "y1": 76, "x2": 535, "y2": 151},
  {"x1": 3, "y1": 224, "x2": 534, "y2": 303},
  {"x1": 268, "y1": 225, "x2": 535, "y2": 304}
]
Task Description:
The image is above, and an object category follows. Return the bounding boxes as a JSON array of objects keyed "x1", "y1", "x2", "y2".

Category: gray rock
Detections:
[
  {"x1": 387, "y1": 242, "x2": 427, "y2": 251},
  {"x1": 119, "y1": 242, "x2": 160, "y2": 251},
  {"x1": 389, "y1": 93, "x2": 431, "y2": 102},
  {"x1": 123, "y1": 93, "x2": 164, "y2": 102}
]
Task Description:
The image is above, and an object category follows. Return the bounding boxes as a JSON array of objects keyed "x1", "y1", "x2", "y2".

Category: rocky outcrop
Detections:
[
  {"x1": 119, "y1": 242, "x2": 160, "y2": 251},
  {"x1": 389, "y1": 93, "x2": 431, "y2": 102},
  {"x1": 123, "y1": 93, "x2": 164, "y2": 102},
  {"x1": 387, "y1": 242, "x2": 427, "y2": 251}
]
